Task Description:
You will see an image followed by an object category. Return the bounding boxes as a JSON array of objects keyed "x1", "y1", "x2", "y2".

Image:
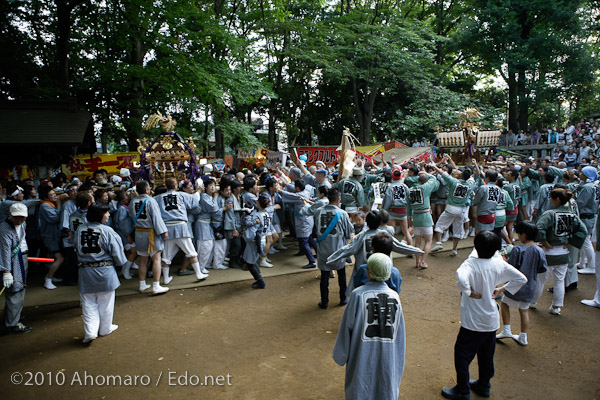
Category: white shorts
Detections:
[
  {"x1": 501, "y1": 295, "x2": 530, "y2": 310},
  {"x1": 464, "y1": 207, "x2": 471, "y2": 223},
  {"x1": 413, "y1": 226, "x2": 433, "y2": 236},
  {"x1": 527, "y1": 200, "x2": 535, "y2": 217},
  {"x1": 474, "y1": 220, "x2": 495, "y2": 232},
  {"x1": 434, "y1": 206, "x2": 466, "y2": 238},
  {"x1": 162, "y1": 237, "x2": 198, "y2": 264}
]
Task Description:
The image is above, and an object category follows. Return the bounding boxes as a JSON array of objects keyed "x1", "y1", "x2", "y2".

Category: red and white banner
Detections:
[
  {"x1": 291, "y1": 146, "x2": 377, "y2": 166},
  {"x1": 292, "y1": 146, "x2": 339, "y2": 166}
]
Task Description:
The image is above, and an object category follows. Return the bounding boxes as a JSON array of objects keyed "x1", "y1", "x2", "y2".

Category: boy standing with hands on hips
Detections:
[{"x1": 442, "y1": 231, "x2": 527, "y2": 400}]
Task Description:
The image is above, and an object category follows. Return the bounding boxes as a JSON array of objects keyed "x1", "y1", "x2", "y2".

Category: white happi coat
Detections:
[
  {"x1": 333, "y1": 281, "x2": 406, "y2": 400},
  {"x1": 155, "y1": 190, "x2": 198, "y2": 239},
  {"x1": 314, "y1": 204, "x2": 353, "y2": 271}
]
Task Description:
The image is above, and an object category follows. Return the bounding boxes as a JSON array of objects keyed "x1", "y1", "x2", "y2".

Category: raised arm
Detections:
[
  {"x1": 472, "y1": 159, "x2": 481, "y2": 178},
  {"x1": 297, "y1": 158, "x2": 309, "y2": 177},
  {"x1": 445, "y1": 153, "x2": 457, "y2": 170}
]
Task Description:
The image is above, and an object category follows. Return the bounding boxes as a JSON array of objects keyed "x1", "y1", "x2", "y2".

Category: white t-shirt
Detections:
[
  {"x1": 579, "y1": 146, "x2": 591, "y2": 161},
  {"x1": 17, "y1": 224, "x2": 28, "y2": 252},
  {"x1": 565, "y1": 133, "x2": 573, "y2": 143},
  {"x1": 456, "y1": 251, "x2": 527, "y2": 332}
]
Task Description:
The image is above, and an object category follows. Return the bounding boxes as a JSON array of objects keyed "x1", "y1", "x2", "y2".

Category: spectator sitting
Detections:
[
  {"x1": 505, "y1": 130, "x2": 516, "y2": 146},
  {"x1": 548, "y1": 129, "x2": 558, "y2": 144},
  {"x1": 516, "y1": 130, "x2": 527, "y2": 145},
  {"x1": 578, "y1": 140, "x2": 591, "y2": 163},
  {"x1": 565, "y1": 148, "x2": 577, "y2": 168}
]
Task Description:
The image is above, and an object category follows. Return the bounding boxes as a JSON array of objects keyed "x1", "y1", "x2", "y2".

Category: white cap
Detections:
[
  {"x1": 9, "y1": 203, "x2": 28, "y2": 217},
  {"x1": 111, "y1": 175, "x2": 123, "y2": 185},
  {"x1": 120, "y1": 168, "x2": 131, "y2": 178},
  {"x1": 204, "y1": 164, "x2": 214, "y2": 173}
]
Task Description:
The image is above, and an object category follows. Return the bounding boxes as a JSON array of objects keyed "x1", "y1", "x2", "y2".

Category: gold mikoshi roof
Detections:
[{"x1": 137, "y1": 134, "x2": 196, "y2": 162}]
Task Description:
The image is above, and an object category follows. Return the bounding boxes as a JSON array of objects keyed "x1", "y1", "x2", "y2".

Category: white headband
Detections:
[{"x1": 10, "y1": 186, "x2": 23, "y2": 198}]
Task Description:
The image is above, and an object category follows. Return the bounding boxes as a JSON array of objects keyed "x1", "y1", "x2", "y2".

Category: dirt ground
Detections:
[{"x1": 1, "y1": 247, "x2": 600, "y2": 400}]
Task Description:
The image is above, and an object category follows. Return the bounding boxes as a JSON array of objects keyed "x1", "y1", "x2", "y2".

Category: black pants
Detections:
[
  {"x1": 247, "y1": 262, "x2": 263, "y2": 282},
  {"x1": 286, "y1": 207, "x2": 296, "y2": 237},
  {"x1": 454, "y1": 327, "x2": 495, "y2": 393},
  {"x1": 62, "y1": 246, "x2": 79, "y2": 284},
  {"x1": 228, "y1": 236, "x2": 244, "y2": 265},
  {"x1": 298, "y1": 236, "x2": 317, "y2": 264},
  {"x1": 493, "y1": 226, "x2": 503, "y2": 240},
  {"x1": 319, "y1": 268, "x2": 347, "y2": 305}
]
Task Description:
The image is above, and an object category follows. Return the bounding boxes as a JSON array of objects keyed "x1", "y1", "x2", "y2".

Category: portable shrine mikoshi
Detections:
[
  {"x1": 134, "y1": 111, "x2": 201, "y2": 186},
  {"x1": 436, "y1": 108, "x2": 501, "y2": 164}
]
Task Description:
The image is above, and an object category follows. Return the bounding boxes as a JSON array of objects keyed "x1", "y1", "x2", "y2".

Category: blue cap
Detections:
[{"x1": 582, "y1": 166, "x2": 598, "y2": 181}]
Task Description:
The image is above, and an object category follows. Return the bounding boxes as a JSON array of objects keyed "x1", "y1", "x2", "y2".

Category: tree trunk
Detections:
[
  {"x1": 268, "y1": 99, "x2": 278, "y2": 150},
  {"x1": 55, "y1": 0, "x2": 70, "y2": 93},
  {"x1": 508, "y1": 70, "x2": 518, "y2": 133},
  {"x1": 351, "y1": 78, "x2": 377, "y2": 145},
  {"x1": 126, "y1": 37, "x2": 145, "y2": 151},
  {"x1": 351, "y1": 78, "x2": 372, "y2": 145},
  {"x1": 55, "y1": 0, "x2": 83, "y2": 94},
  {"x1": 435, "y1": 0, "x2": 443, "y2": 65},
  {"x1": 516, "y1": 8, "x2": 532, "y2": 132},
  {"x1": 267, "y1": 30, "x2": 288, "y2": 151},
  {"x1": 100, "y1": 117, "x2": 108, "y2": 153},
  {"x1": 364, "y1": 82, "x2": 378, "y2": 145},
  {"x1": 517, "y1": 68, "x2": 528, "y2": 131},
  {"x1": 214, "y1": 106, "x2": 225, "y2": 159},
  {"x1": 203, "y1": 103, "x2": 210, "y2": 157}
]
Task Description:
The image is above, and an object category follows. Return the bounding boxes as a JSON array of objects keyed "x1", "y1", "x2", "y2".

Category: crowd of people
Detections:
[
  {"x1": 498, "y1": 118, "x2": 600, "y2": 166},
  {"x1": 2, "y1": 132, "x2": 600, "y2": 398}
]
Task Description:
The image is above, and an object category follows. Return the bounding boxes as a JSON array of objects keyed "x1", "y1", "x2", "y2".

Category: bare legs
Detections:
[
  {"x1": 47, "y1": 252, "x2": 64, "y2": 279},
  {"x1": 414, "y1": 233, "x2": 433, "y2": 269},
  {"x1": 138, "y1": 252, "x2": 163, "y2": 283},
  {"x1": 399, "y1": 219, "x2": 413, "y2": 246}
]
